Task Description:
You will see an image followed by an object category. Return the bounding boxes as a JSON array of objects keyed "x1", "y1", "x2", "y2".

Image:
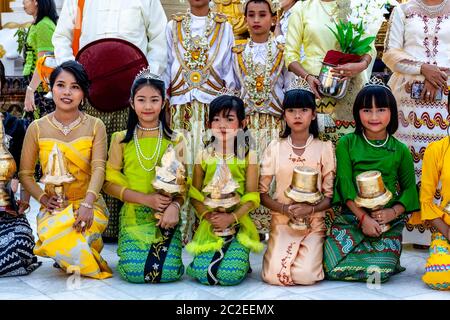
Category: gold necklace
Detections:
[
  {"x1": 318, "y1": 0, "x2": 338, "y2": 23},
  {"x1": 51, "y1": 114, "x2": 83, "y2": 136}
]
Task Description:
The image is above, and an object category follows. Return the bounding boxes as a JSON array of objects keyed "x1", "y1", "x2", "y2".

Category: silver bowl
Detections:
[{"x1": 318, "y1": 62, "x2": 349, "y2": 99}]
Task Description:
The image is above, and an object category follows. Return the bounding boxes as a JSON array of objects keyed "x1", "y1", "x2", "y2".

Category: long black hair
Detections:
[
  {"x1": 207, "y1": 94, "x2": 251, "y2": 159},
  {"x1": 280, "y1": 89, "x2": 319, "y2": 138},
  {"x1": 0, "y1": 60, "x2": 5, "y2": 93},
  {"x1": 121, "y1": 77, "x2": 173, "y2": 143},
  {"x1": 353, "y1": 85, "x2": 398, "y2": 135},
  {"x1": 35, "y1": 0, "x2": 58, "y2": 25},
  {"x1": 49, "y1": 60, "x2": 90, "y2": 103}
]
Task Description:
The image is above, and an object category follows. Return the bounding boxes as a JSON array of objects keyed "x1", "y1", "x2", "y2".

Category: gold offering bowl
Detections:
[
  {"x1": 0, "y1": 116, "x2": 17, "y2": 211},
  {"x1": 354, "y1": 171, "x2": 392, "y2": 233},
  {"x1": 285, "y1": 166, "x2": 323, "y2": 231},
  {"x1": 204, "y1": 192, "x2": 241, "y2": 237}
]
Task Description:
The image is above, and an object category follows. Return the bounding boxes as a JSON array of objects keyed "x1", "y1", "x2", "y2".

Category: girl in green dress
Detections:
[
  {"x1": 104, "y1": 69, "x2": 185, "y2": 283},
  {"x1": 323, "y1": 82, "x2": 420, "y2": 283},
  {"x1": 186, "y1": 94, "x2": 263, "y2": 286}
]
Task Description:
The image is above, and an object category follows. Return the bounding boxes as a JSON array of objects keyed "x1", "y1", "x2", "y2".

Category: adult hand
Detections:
[
  {"x1": 24, "y1": 89, "x2": 36, "y2": 112},
  {"x1": 420, "y1": 79, "x2": 440, "y2": 103},
  {"x1": 42, "y1": 195, "x2": 62, "y2": 212},
  {"x1": 210, "y1": 212, "x2": 235, "y2": 231},
  {"x1": 371, "y1": 208, "x2": 397, "y2": 225},
  {"x1": 361, "y1": 216, "x2": 382, "y2": 238},
  {"x1": 157, "y1": 203, "x2": 180, "y2": 229},
  {"x1": 332, "y1": 61, "x2": 367, "y2": 81},
  {"x1": 73, "y1": 205, "x2": 94, "y2": 233},
  {"x1": 146, "y1": 193, "x2": 172, "y2": 212},
  {"x1": 420, "y1": 64, "x2": 448, "y2": 89},
  {"x1": 305, "y1": 74, "x2": 322, "y2": 100},
  {"x1": 17, "y1": 200, "x2": 30, "y2": 216}
]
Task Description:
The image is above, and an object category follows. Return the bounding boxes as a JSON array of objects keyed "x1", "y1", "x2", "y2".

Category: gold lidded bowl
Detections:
[
  {"x1": 0, "y1": 114, "x2": 17, "y2": 210},
  {"x1": 354, "y1": 170, "x2": 392, "y2": 210},
  {"x1": 285, "y1": 166, "x2": 323, "y2": 205}
]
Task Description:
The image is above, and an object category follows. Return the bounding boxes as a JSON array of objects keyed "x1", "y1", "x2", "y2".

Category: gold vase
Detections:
[
  {"x1": 354, "y1": 171, "x2": 393, "y2": 233},
  {"x1": 284, "y1": 166, "x2": 323, "y2": 231},
  {"x1": 0, "y1": 114, "x2": 17, "y2": 212}
]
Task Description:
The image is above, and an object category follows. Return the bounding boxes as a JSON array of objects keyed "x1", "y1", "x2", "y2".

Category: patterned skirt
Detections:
[
  {"x1": 186, "y1": 233, "x2": 251, "y2": 286},
  {"x1": 117, "y1": 205, "x2": 184, "y2": 283},
  {"x1": 422, "y1": 232, "x2": 450, "y2": 290},
  {"x1": 323, "y1": 212, "x2": 405, "y2": 282},
  {"x1": 247, "y1": 112, "x2": 283, "y2": 234},
  {"x1": 83, "y1": 102, "x2": 129, "y2": 240},
  {"x1": 170, "y1": 101, "x2": 209, "y2": 244},
  {"x1": 395, "y1": 95, "x2": 449, "y2": 245},
  {"x1": 0, "y1": 215, "x2": 41, "y2": 277},
  {"x1": 34, "y1": 198, "x2": 113, "y2": 279}
]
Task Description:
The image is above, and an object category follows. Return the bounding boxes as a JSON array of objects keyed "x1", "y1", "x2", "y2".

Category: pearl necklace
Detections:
[
  {"x1": 417, "y1": 0, "x2": 448, "y2": 16},
  {"x1": 287, "y1": 134, "x2": 314, "y2": 150},
  {"x1": 133, "y1": 125, "x2": 163, "y2": 172},
  {"x1": 137, "y1": 122, "x2": 160, "y2": 132},
  {"x1": 362, "y1": 131, "x2": 390, "y2": 148},
  {"x1": 51, "y1": 114, "x2": 83, "y2": 136}
]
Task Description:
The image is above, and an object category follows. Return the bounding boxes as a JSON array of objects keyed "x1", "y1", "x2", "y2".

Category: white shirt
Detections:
[
  {"x1": 164, "y1": 13, "x2": 237, "y2": 105},
  {"x1": 52, "y1": 0, "x2": 168, "y2": 75},
  {"x1": 234, "y1": 39, "x2": 293, "y2": 117}
]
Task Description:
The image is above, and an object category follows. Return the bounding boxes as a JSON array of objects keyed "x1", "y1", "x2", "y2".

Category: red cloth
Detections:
[
  {"x1": 76, "y1": 38, "x2": 148, "y2": 112},
  {"x1": 323, "y1": 50, "x2": 362, "y2": 66}
]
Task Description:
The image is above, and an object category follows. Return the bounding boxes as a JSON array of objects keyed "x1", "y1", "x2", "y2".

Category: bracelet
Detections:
[
  {"x1": 358, "y1": 213, "x2": 367, "y2": 229},
  {"x1": 304, "y1": 73, "x2": 311, "y2": 81},
  {"x1": 27, "y1": 85, "x2": 34, "y2": 92},
  {"x1": 171, "y1": 201, "x2": 181, "y2": 211},
  {"x1": 199, "y1": 210, "x2": 210, "y2": 220},
  {"x1": 79, "y1": 202, "x2": 93, "y2": 209}
]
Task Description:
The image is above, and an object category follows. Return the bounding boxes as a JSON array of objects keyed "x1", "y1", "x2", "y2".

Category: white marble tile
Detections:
[
  {"x1": 302, "y1": 283, "x2": 398, "y2": 300},
  {"x1": 282, "y1": 279, "x2": 356, "y2": 295},
  {"x1": 367, "y1": 274, "x2": 433, "y2": 299},
  {"x1": 47, "y1": 286, "x2": 135, "y2": 300},
  {"x1": 20, "y1": 268, "x2": 109, "y2": 295},
  {"x1": 0, "y1": 278, "x2": 46, "y2": 299},
  {"x1": 106, "y1": 279, "x2": 198, "y2": 299},
  {"x1": 16, "y1": 294, "x2": 52, "y2": 300},
  {"x1": 407, "y1": 291, "x2": 450, "y2": 300},
  {"x1": 144, "y1": 288, "x2": 223, "y2": 300},
  {"x1": 201, "y1": 278, "x2": 292, "y2": 300}
]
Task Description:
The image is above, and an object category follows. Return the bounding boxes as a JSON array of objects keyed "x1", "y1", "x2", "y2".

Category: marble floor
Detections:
[{"x1": 1, "y1": 195, "x2": 448, "y2": 300}]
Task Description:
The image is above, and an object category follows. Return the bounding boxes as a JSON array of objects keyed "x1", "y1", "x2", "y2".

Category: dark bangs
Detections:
[
  {"x1": 208, "y1": 95, "x2": 245, "y2": 123},
  {"x1": 280, "y1": 89, "x2": 319, "y2": 138},
  {"x1": 353, "y1": 85, "x2": 398, "y2": 135}
]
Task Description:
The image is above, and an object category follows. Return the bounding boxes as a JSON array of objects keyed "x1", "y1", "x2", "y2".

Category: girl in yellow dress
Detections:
[
  {"x1": 418, "y1": 136, "x2": 450, "y2": 290},
  {"x1": 19, "y1": 61, "x2": 112, "y2": 279}
]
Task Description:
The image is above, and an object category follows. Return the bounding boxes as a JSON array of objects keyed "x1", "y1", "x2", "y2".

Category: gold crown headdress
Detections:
[
  {"x1": 242, "y1": 0, "x2": 281, "y2": 14},
  {"x1": 286, "y1": 77, "x2": 314, "y2": 94},
  {"x1": 215, "y1": 87, "x2": 241, "y2": 98},
  {"x1": 363, "y1": 76, "x2": 392, "y2": 92},
  {"x1": 135, "y1": 66, "x2": 162, "y2": 81}
]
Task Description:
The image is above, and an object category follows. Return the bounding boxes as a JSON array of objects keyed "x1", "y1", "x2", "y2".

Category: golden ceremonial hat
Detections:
[
  {"x1": 354, "y1": 171, "x2": 392, "y2": 210},
  {"x1": 285, "y1": 166, "x2": 323, "y2": 205}
]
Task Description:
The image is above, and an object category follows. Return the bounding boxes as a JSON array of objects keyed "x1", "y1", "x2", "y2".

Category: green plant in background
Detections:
[
  {"x1": 14, "y1": 27, "x2": 28, "y2": 56},
  {"x1": 328, "y1": 20, "x2": 376, "y2": 55}
]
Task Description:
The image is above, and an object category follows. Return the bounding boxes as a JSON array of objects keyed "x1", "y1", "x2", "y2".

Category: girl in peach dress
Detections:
[{"x1": 259, "y1": 86, "x2": 335, "y2": 286}]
